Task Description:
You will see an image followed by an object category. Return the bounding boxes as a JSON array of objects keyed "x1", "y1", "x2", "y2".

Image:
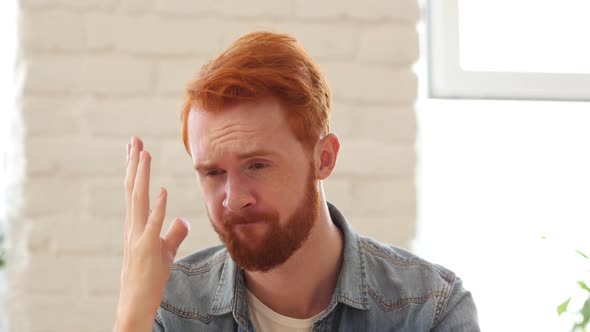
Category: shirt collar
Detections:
[
  {"x1": 327, "y1": 202, "x2": 370, "y2": 311},
  {"x1": 209, "y1": 202, "x2": 370, "y2": 323}
]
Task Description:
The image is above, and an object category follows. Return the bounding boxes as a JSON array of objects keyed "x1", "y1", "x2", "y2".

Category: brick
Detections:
[
  {"x1": 335, "y1": 139, "x2": 415, "y2": 176},
  {"x1": 358, "y1": 24, "x2": 419, "y2": 64},
  {"x1": 346, "y1": 0, "x2": 420, "y2": 22},
  {"x1": 26, "y1": 137, "x2": 126, "y2": 176},
  {"x1": 84, "y1": 13, "x2": 117, "y2": 50},
  {"x1": 23, "y1": 177, "x2": 84, "y2": 217},
  {"x1": 276, "y1": 22, "x2": 359, "y2": 59},
  {"x1": 218, "y1": 21, "x2": 282, "y2": 48},
  {"x1": 125, "y1": 17, "x2": 219, "y2": 56},
  {"x1": 348, "y1": 215, "x2": 415, "y2": 249},
  {"x1": 156, "y1": 59, "x2": 209, "y2": 96},
  {"x1": 161, "y1": 177, "x2": 207, "y2": 218},
  {"x1": 293, "y1": 0, "x2": 349, "y2": 19},
  {"x1": 120, "y1": 0, "x2": 153, "y2": 13},
  {"x1": 86, "y1": 179, "x2": 126, "y2": 218},
  {"x1": 157, "y1": 139, "x2": 195, "y2": 177},
  {"x1": 81, "y1": 257, "x2": 122, "y2": 296},
  {"x1": 155, "y1": 0, "x2": 292, "y2": 18},
  {"x1": 22, "y1": 97, "x2": 88, "y2": 135},
  {"x1": 111, "y1": 221, "x2": 125, "y2": 256},
  {"x1": 294, "y1": 0, "x2": 420, "y2": 22},
  {"x1": 86, "y1": 14, "x2": 222, "y2": 56},
  {"x1": 350, "y1": 105, "x2": 416, "y2": 144},
  {"x1": 329, "y1": 103, "x2": 357, "y2": 139},
  {"x1": 84, "y1": 98, "x2": 184, "y2": 138},
  {"x1": 19, "y1": 295, "x2": 117, "y2": 332},
  {"x1": 334, "y1": 104, "x2": 416, "y2": 145},
  {"x1": 220, "y1": 0, "x2": 292, "y2": 18},
  {"x1": 154, "y1": 0, "x2": 221, "y2": 15},
  {"x1": 14, "y1": 256, "x2": 83, "y2": 295},
  {"x1": 24, "y1": 55, "x2": 154, "y2": 96},
  {"x1": 217, "y1": 21, "x2": 357, "y2": 61},
  {"x1": 322, "y1": 62, "x2": 417, "y2": 103},
  {"x1": 27, "y1": 223, "x2": 52, "y2": 254},
  {"x1": 323, "y1": 178, "x2": 354, "y2": 210},
  {"x1": 19, "y1": 10, "x2": 85, "y2": 52},
  {"x1": 28, "y1": 218, "x2": 116, "y2": 255},
  {"x1": 20, "y1": 0, "x2": 118, "y2": 11},
  {"x1": 352, "y1": 178, "x2": 416, "y2": 215},
  {"x1": 84, "y1": 12, "x2": 117, "y2": 51},
  {"x1": 86, "y1": 175, "x2": 205, "y2": 220}
]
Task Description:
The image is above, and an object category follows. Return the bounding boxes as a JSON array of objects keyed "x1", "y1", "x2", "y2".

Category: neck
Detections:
[{"x1": 244, "y1": 199, "x2": 344, "y2": 319}]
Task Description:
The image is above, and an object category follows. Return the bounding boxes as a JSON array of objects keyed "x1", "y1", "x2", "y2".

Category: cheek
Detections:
[
  {"x1": 262, "y1": 169, "x2": 309, "y2": 214},
  {"x1": 205, "y1": 202, "x2": 224, "y2": 229},
  {"x1": 199, "y1": 182, "x2": 223, "y2": 219}
]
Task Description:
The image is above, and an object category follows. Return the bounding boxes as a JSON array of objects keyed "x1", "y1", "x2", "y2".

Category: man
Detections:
[{"x1": 115, "y1": 32, "x2": 479, "y2": 331}]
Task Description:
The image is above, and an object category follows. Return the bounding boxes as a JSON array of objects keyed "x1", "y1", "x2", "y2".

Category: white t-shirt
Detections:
[{"x1": 246, "y1": 289, "x2": 323, "y2": 332}]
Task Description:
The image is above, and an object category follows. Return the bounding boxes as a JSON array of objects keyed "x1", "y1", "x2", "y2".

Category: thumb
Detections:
[{"x1": 163, "y1": 217, "x2": 190, "y2": 257}]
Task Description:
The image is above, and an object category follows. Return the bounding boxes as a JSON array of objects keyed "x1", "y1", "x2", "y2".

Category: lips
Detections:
[
  {"x1": 221, "y1": 211, "x2": 278, "y2": 227},
  {"x1": 232, "y1": 219, "x2": 261, "y2": 225}
]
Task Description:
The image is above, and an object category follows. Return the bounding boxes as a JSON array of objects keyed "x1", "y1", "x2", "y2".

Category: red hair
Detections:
[{"x1": 180, "y1": 31, "x2": 332, "y2": 155}]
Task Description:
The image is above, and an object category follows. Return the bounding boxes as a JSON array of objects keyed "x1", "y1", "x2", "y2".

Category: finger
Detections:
[
  {"x1": 131, "y1": 150, "x2": 151, "y2": 239},
  {"x1": 125, "y1": 137, "x2": 144, "y2": 203},
  {"x1": 124, "y1": 137, "x2": 144, "y2": 240},
  {"x1": 146, "y1": 188, "x2": 167, "y2": 236},
  {"x1": 126, "y1": 143, "x2": 131, "y2": 165},
  {"x1": 123, "y1": 142, "x2": 132, "y2": 264},
  {"x1": 163, "y1": 218, "x2": 190, "y2": 257}
]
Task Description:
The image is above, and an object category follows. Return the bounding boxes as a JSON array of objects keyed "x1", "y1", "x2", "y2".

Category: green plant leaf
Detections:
[
  {"x1": 579, "y1": 281, "x2": 590, "y2": 293},
  {"x1": 558, "y1": 297, "x2": 571, "y2": 316},
  {"x1": 0, "y1": 231, "x2": 5, "y2": 269},
  {"x1": 577, "y1": 250, "x2": 589, "y2": 260},
  {"x1": 579, "y1": 297, "x2": 590, "y2": 328}
]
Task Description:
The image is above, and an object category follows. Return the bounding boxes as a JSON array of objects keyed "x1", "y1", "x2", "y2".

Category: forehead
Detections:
[{"x1": 187, "y1": 98, "x2": 300, "y2": 164}]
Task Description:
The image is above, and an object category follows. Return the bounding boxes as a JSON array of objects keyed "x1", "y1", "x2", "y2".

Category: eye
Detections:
[
  {"x1": 249, "y1": 162, "x2": 268, "y2": 170},
  {"x1": 206, "y1": 169, "x2": 225, "y2": 176}
]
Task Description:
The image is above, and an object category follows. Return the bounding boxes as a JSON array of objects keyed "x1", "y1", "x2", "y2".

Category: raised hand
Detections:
[{"x1": 114, "y1": 136, "x2": 190, "y2": 332}]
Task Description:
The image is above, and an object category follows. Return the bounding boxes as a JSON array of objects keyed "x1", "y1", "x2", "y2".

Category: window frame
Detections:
[{"x1": 427, "y1": 0, "x2": 590, "y2": 101}]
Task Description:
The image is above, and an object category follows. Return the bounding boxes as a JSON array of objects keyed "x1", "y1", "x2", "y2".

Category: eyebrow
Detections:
[{"x1": 194, "y1": 149, "x2": 278, "y2": 172}]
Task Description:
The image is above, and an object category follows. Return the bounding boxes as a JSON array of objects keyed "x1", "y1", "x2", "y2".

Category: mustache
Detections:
[{"x1": 221, "y1": 210, "x2": 279, "y2": 225}]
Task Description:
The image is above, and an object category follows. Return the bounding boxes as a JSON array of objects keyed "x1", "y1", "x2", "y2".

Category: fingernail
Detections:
[
  {"x1": 180, "y1": 217, "x2": 190, "y2": 230},
  {"x1": 159, "y1": 187, "x2": 166, "y2": 197}
]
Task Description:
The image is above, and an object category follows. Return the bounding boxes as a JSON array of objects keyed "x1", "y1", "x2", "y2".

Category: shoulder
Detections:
[
  {"x1": 359, "y1": 235, "x2": 457, "y2": 310},
  {"x1": 172, "y1": 244, "x2": 228, "y2": 277},
  {"x1": 159, "y1": 244, "x2": 229, "y2": 323},
  {"x1": 358, "y1": 236, "x2": 479, "y2": 329}
]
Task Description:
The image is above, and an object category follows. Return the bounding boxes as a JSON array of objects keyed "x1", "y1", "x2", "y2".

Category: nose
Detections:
[{"x1": 222, "y1": 175, "x2": 255, "y2": 213}]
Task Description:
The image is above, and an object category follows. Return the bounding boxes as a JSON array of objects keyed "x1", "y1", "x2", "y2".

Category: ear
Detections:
[{"x1": 314, "y1": 133, "x2": 340, "y2": 180}]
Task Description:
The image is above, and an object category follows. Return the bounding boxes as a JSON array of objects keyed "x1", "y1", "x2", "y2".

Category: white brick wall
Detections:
[{"x1": 6, "y1": 1, "x2": 420, "y2": 330}]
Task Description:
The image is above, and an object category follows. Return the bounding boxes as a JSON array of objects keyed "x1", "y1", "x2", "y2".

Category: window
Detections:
[
  {"x1": 428, "y1": 0, "x2": 590, "y2": 100},
  {"x1": 0, "y1": 0, "x2": 18, "y2": 297},
  {"x1": 416, "y1": 1, "x2": 590, "y2": 330},
  {"x1": 0, "y1": 1, "x2": 18, "y2": 232}
]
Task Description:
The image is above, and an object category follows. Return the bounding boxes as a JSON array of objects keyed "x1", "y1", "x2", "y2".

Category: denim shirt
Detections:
[{"x1": 154, "y1": 203, "x2": 480, "y2": 331}]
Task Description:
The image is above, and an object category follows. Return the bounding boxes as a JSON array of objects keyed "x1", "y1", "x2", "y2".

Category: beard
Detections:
[{"x1": 209, "y1": 168, "x2": 319, "y2": 272}]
